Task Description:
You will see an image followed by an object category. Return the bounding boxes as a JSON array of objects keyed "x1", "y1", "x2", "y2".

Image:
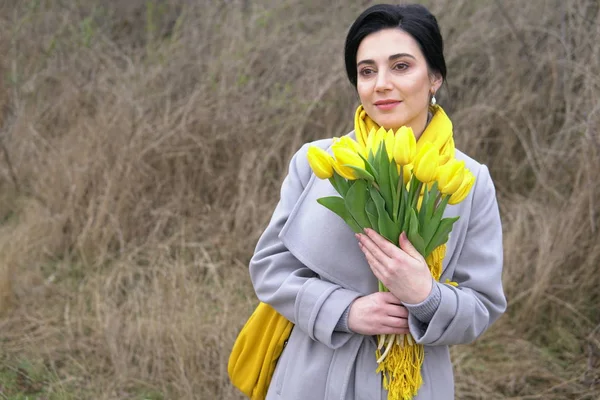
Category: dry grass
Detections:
[{"x1": 0, "y1": 0, "x2": 599, "y2": 399}]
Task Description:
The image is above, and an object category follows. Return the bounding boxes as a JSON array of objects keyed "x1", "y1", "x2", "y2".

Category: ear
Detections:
[{"x1": 430, "y1": 71, "x2": 443, "y2": 94}]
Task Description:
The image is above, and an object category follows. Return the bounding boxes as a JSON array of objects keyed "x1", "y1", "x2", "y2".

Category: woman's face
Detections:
[{"x1": 356, "y1": 28, "x2": 442, "y2": 136}]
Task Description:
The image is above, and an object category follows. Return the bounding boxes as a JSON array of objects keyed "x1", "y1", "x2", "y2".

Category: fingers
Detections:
[
  {"x1": 382, "y1": 317, "x2": 409, "y2": 330},
  {"x1": 380, "y1": 316, "x2": 409, "y2": 334},
  {"x1": 378, "y1": 293, "x2": 409, "y2": 317},
  {"x1": 398, "y1": 232, "x2": 423, "y2": 260},
  {"x1": 385, "y1": 304, "x2": 409, "y2": 319},
  {"x1": 361, "y1": 244, "x2": 385, "y2": 282},
  {"x1": 379, "y1": 291, "x2": 402, "y2": 305},
  {"x1": 363, "y1": 228, "x2": 404, "y2": 259},
  {"x1": 357, "y1": 232, "x2": 391, "y2": 267},
  {"x1": 348, "y1": 294, "x2": 410, "y2": 336}
]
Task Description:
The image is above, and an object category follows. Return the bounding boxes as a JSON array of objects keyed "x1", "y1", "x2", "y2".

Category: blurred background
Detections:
[{"x1": 0, "y1": 0, "x2": 598, "y2": 398}]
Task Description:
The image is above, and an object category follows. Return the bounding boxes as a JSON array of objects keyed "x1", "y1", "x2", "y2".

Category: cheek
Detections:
[
  {"x1": 402, "y1": 76, "x2": 431, "y2": 99},
  {"x1": 356, "y1": 82, "x2": 371, "y2": 103}
]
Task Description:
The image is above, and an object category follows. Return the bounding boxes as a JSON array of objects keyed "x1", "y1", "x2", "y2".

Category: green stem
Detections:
[
  {"x1": 392, "y1": 166, "x2": 403, "y2": 223},
  {"x1": 328, "y1": 177, "x2": 340, "y2": 196},
  {"x1": 412, "y1": 181, "x2": 423, "y2": 209}
]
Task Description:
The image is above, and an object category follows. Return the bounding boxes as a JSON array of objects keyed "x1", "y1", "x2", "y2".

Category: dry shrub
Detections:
[{"x1": 0, "y1": 0, "x2": 599, "y2": 399}]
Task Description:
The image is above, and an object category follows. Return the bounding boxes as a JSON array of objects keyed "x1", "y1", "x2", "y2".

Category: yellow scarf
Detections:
[
  {"x1": 354, "y1": 104, "x2": 455, "y2": 160},
  {"x1": 354, "y1": 104, "x2": 454, "y2": 400}
]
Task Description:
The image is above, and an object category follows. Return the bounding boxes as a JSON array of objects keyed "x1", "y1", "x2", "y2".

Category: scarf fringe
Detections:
[
  {"x1": 376, "y1": 334, "x2": 425, "y2": 400},
  {"x1": 376, "y1": 245, "x2": 446, "y2": 400}
]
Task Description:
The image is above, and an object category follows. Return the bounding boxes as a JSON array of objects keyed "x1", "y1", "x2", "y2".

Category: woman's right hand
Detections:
[{"x1": 347, "y1": 292, "x2": 410, "y2": 336}]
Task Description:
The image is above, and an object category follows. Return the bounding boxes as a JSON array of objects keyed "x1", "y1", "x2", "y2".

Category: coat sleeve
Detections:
[
  {"x1": 249, "y1": 143, "x2": 362, "y2": 349},
  {"x1": 405, "y1": 164, "x2": 507, "y2": 346}
]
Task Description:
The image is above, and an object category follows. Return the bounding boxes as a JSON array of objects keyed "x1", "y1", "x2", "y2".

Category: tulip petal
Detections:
[{"x1": 307, "y1": 146, "x2": 334, "y2": 179}]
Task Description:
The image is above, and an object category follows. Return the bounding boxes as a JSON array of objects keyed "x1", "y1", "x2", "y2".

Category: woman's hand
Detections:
[
  {"x1": 357, "y1": 229, "x2": 433, "y2": 305},
  {"x1": 347, "y1": 292, "x2": 409, "y2": 335}
]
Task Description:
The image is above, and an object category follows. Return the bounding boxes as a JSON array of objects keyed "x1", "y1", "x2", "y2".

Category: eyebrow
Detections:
[{"x1": 357, "y1": 53, "x2": 416, "y2": 67}]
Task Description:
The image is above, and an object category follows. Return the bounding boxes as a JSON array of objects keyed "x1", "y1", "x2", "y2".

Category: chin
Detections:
[{"x1": 377, "y1": 117, "x2": 404, "y2": 131}]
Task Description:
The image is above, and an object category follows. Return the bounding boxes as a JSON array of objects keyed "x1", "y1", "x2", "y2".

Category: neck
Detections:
[{"x1": 411, "y1": 109, "x2": 432, "y2": 141}]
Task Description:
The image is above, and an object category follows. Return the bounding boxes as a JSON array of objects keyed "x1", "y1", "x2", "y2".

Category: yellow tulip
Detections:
[
  {"x1": 439, "y1": 153, "x2": 451, "y2": 166},
  {"x1": 436, "y1": 159, "x2": 465, "y2": 195},
  {"x1": 307, "y1": 146, "x2": 334, "y2": 179},
  {"x1": 412, "y1": 142, "x2": 440, "y2": 183},
  {"x1": 366, "y1": 126, "x2": 387, "y2": 157},
  {"x1": 448, "y1": 170, "x2": 475, "y2": 205},
  {"x1": 331, "y1": 143, "x2": 365, "y2": 181},
  {"x1": 365, "y1": 127, "x2": 377, "y2": 155},
  {"x1": 332, "y1": 160, "x2": 357, "y2": 180},
  {"x1": 397, "y1": 163, "x2": 413, "y2": 185},
  {"x1": 335, "y1": 136, "x2": 367, "y2": 159},
  {"x1": 393, "y1": 126, "x2": 417, "y2": 166},
  {"x1": 383, "y1": 129, "x2": 395, "y2": 160}
]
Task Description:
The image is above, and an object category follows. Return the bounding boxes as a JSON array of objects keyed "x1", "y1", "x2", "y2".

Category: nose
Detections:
[{"x1": 374, "y1": 69, "x2": 393, "y2": 92}]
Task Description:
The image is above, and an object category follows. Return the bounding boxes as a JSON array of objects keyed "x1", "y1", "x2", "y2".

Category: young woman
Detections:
[{"x1": 249, "y1": 4, "x2": 506, "y2": 399}]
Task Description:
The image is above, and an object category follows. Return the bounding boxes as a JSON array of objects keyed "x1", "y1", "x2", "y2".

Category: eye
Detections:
[
  {"x1": 359, "y1": 67, "x2": 376, "y2": 77},
  {"x1": 393, "y1": 63, "x2": 409, "y2": 71}
]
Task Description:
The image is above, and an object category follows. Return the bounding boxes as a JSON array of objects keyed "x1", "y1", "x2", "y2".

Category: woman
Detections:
[{"x1": 249, "y1": 4, "x2": 506, "y2": 399}]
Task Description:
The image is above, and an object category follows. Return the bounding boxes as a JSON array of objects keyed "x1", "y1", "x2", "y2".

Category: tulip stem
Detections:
[
  {"x1": 412, "y1": 181, "x2": 423, "y2": 209},
  {"x1": 393, "y1": 166, "x2": 403, "y2": 223}
]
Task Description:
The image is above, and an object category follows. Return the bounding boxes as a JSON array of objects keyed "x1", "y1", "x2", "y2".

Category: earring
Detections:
[{"x1": 430, "y1": 94, "x2": 437, "y2": 106}]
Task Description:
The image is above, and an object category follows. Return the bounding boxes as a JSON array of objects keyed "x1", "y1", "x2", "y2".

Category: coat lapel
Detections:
[{"x1": 279, "y1": 174, "x2": 379, "y2": 295}]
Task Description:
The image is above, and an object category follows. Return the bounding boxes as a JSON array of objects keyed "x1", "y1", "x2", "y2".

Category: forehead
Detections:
[{"x1": 356, "y1": 28, "x2": 423, "y2": 62}]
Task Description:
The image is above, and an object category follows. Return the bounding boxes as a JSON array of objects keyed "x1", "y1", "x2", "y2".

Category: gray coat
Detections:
[{"x1": 249, "y1": 134, "x2": 507, "y2": 400}]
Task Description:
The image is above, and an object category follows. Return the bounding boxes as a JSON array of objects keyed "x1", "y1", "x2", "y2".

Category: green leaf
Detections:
[
  {"x1": 358, "y1": 153, "x2": 379, "y2": 183},
  {"x1": 345, "y1": 165, "x2": 375, "y2": 183},
  {"x1": 317, "y1": 196, "x2": 363, "y2": 233},
  {"x1": 389, "y1": 161, "x2": 400, "y2": 223},
  {"x1": 407, "y1": 208, "x2": 426, "y2": 256},
  {"x1": 418, "y1": 182, "x2": 439, "y2": 237},
  {"x1": 424, "y1": 216, "x2": 459, "y2": 256},
  {"x1": 398, "y1": 171, "x2": 409, "y2": 232},
  {"x1": 345, "y1": 179, "x2": 371, "y2": 229},
  {"x1": 426, "y1": 182, "x2": 439, "y2": 221},
  {"x1": 407, "y1": 174, "x2": 418, "y2": 209},
  {"x1": 418, "y1": 182, "x2": 430, "y2": 229},
  {"x1": 366, "y1": 196, "x2": 379, "y2": 231},
  {"x1": 370, "y1": 187, "x2": 400, "y2": 243},
  {"x1": 377, "y1": 143, "x2": 393, "y2": 213},
  {"x1": 331, "y1": 172, "x2": 350, "y2": 196},
  {"x1": 422, "y1": 194, "x2": 449, "y2": 245}
]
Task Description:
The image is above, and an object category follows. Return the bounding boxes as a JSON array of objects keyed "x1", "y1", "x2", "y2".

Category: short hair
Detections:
[{"x1": 344, "y1": 4, "x2": 447, "y2": 88}]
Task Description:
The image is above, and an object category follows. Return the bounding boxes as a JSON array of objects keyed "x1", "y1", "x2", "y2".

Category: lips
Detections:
[
  {"x1": 374, "y1": 100, "x2": 401, "y2": 110},
  {"x1": 374, "y1": 100, "x2": 401, "y2": 105}
]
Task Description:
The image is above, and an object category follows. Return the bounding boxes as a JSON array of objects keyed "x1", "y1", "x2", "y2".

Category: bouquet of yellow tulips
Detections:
[{"x1": 307, "y1": 126, "x2": 474, "y2": 363}]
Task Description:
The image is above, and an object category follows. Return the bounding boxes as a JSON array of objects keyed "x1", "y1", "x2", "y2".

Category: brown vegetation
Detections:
[{"x1": 0, "y1": 0, "x2": 599, "y2": 398}]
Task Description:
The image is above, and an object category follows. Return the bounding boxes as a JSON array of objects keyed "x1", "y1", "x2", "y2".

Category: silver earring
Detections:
[{"x1": 430, "y1": 94, "x2": 437, "y2": 106}]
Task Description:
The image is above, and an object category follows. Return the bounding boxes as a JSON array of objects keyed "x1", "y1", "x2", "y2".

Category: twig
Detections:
[
  {"x1": 493, "y1": 0, "x2": 533, "y2": 61},
  {"x1": 0, "y1": 140, "x2": 20, "y2": 194}
]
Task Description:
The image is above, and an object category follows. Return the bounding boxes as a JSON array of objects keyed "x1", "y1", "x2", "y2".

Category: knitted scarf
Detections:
[{"x1": 354, "y1": 104, "x2": 455, "y2": 400}]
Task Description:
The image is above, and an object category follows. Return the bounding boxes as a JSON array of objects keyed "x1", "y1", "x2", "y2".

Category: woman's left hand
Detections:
[{"x1": 356, "y1": 229, "x2": 433, "y2": 304}]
